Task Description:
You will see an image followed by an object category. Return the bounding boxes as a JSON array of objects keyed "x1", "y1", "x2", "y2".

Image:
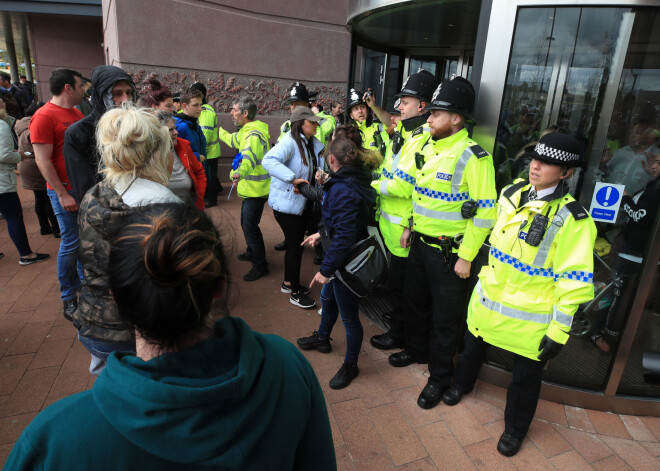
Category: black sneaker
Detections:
[
  {"x1": 19, "y1": 253, "x2": 50, "y2": 266},
  {"x1": 296, "y1": 331, "x2": 332, "y2": 353},
  {"x1": 62, "y1": 299, "x2": 77, "y2": 322},
  {"x1": 281, "y1": 282, "x2": 310, "y2": 295},
  {"x1": 290, "y1": 291, "x2": 315, "y2": 309},
  {"x1": 274, "y1": 240, "x2": 287, "y2": 251},
  {"x1": 237, "y1": 252, "x2": 252, "y2": 262},
  {"x1": 329, "y1": 363, "x2": 359, "y2": 389},
  {"x1": 243, "y1": 267, "x2": 268, "y2": 282}
]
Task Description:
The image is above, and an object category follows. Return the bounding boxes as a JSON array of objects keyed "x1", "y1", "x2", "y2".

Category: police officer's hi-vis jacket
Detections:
[
  {"x1": 372, "y1": 117, "x2": 429, "y2": 257},
  {"x1": 219, "y1": 120, "x2": 271, "y2": 198},
  {"x1": 379, "y1": 127, "x2": 497, "y2": 262},
  {"x1": 355, "y1": 119, "x2": 389, "y2": 157},
  {"x1": 199, "y1": 104, "x2": 221, "y2": 160},
  {"x1": 467, "y1": 179, "x2": 597, "y2": 360},
  {"x1": 314, "y1": 110, "x2": 336, "y2": 146}
]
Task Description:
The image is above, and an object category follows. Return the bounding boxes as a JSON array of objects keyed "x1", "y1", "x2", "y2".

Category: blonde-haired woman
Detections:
[{"x1": 75, "y1": 104, "x2": 181, "y2": 375}]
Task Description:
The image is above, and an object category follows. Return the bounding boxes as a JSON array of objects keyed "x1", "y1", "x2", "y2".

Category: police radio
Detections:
[
  {"x1": 461, "y1": 200, "x2": 478, "y2": 219},
  {"x1": 524, "y1": 207, "x2": 551, "y2": 247},
  {"x1": 414, "y1": 152, "x2": 425, "y2": 170}
]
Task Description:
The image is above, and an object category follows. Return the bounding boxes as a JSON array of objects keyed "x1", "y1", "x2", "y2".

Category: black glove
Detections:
[{"x1": 537, "y1": 335, "x2": 563, "y2": 362}]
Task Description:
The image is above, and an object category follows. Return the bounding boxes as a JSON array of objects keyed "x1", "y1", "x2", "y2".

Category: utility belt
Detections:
[{"x1": 418, "y1": 233, "x2": 462, "y2": 269}]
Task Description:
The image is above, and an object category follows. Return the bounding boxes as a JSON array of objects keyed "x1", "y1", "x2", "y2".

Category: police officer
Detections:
[
  {"x1": 347, "y1": 88, "x2": 389, "y2": 156},
  {"x1": 191, "y1": 82, "x2": 223, "y2": 206},
  {"x1": 441, "y1": 132, "x2": 596, "y2": 457},
  {"x1": 385, "y1": 77, "x2": 498, "y2": 411},
  {"x1": 310, "y1": 99, "x2": 336, "y2": 147},
  {"x1": 278, "y1": 82, "x2": 317, "y2": 143},
  {"x1": 368, "y1": 70, "x2": 439, "y2": 351}
]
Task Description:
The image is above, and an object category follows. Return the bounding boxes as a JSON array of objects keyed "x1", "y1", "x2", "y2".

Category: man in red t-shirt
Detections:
[{"x1": 30, "y1": 68, "x2": 85, "y2": 321}]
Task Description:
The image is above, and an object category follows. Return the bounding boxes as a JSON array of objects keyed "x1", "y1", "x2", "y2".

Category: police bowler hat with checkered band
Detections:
[
  {"x1": 347, "y1": 88, "x2": 365, "y2": 112},
  {"x1": 394, "y1": 69, "x2": 440, "y2": 102},
  {"x1": 427, "y1": 76, "x2": 476, "y2": 122},
  {"x1": 285, "y1": 82, "x2": 318, "y2": 104},
  {"x1": 531, "y1": 132, "x2": 585, "y2": 168}
]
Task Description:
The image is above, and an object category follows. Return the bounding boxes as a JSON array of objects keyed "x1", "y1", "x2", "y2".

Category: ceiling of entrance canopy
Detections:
[{"x1": 347, "y1": 0, "x2": 482, "y2": 51}]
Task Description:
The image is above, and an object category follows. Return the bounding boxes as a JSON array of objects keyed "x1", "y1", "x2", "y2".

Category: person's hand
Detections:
[
  {"x1": 310, "y1": 271, "x2": 329, "y2": 288},
  {"x1": 58, "y1": 192, "x2": 78, "y2": 212},
  {"x1": 400, "y1": 227, "x2": 412, "y2": 248},
  {"x1": 292, "y1": 178, "x2": 309, "y2": 194},
  {"x1": 363, "y1": 89, "x2": 375, "y2": 108},
  {"x1": 231, "y1": 173, "x2": 240, "y2": 182},
  {"x1": 537, "y1": 335, "x2": 563, "y2": 361},
  {"x1": 199, "y1": 154, "x2": 206, "y2": 162},
  {"x1": 454, "y1": 257, "x2": 471, "y2": 279},
  {"x1": 302, "y1": 232, "x2": 321, "y2": 247}
]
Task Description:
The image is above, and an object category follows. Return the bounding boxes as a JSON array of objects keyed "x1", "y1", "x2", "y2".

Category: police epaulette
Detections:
[
  {"x1": 503, "y1": 180, "x2": 527, "y2": 199},
  {"x1": 411, "y1": 126, "x2": 424, "y2": 137},
  {"x1": 470, "y1": 144, "x2": 489, "y2": 158},
  {"x1": 564, "y1": 200, "x2": 589, "y2": 220}
]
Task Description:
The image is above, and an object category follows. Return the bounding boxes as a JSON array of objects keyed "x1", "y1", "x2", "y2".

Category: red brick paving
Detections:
[{"x1": 1, "y1": 185, "x2": 660, "y2": 469}]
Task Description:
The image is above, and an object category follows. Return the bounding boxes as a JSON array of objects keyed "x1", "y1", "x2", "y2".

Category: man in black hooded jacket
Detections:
[{"x1": 64, "y1": 65, "x2": 137, "y2": 203}]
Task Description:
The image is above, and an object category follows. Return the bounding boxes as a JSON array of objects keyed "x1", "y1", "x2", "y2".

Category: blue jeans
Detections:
[
  {"x1": 48, "y1": 189, "x2": 83, "y2": 301},
  {"x1": 241, "y1": 197, "x2": 267, "y2": 270},
  {"x1": 318, "y1": 279, "x2": 363, "y2": 365},
  {"x1": 78, "y1": 334, "x2": 135, "y2": 376},
  {"x1": 0, "y1": 192, "x2": 32, "y2": 256}
]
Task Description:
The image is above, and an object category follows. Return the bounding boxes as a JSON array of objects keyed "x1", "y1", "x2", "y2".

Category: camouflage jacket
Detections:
[{"x1": 74, "y1": 180, "x2": 135, "y2": 343}]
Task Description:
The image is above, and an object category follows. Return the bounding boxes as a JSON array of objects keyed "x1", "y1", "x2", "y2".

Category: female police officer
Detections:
[{"x1": 440, "y1": 132, "x2": 597, "y2": 457}]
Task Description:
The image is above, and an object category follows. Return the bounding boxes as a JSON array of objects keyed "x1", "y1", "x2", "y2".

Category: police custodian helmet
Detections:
[
  {"x1": 394, "y1": 69, "x2": 440, "y2": 102},
  {"x1": 427, "y1": 76, "x2": 476, "y2": 123},
  {"x1": 347, "y1": 88, "x2": 365, "y2": 112},
  {"x1": 286, "y1": 82, "x2": 318, "y2": 104}
]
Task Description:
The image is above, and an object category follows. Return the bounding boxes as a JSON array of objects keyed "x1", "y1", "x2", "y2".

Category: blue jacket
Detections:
[
  {"x1": 174, "y1": 113, "x2": 207, "y2": 161},
  {"x1": 262, "y1": 132, "x2": 324, "y2": 215},
  {"x1": 320, "y1": 165, "x2": 377, "y2": 277},
  {"x1": 5, "y1": 317, "x2": 336, "y2": 470}
]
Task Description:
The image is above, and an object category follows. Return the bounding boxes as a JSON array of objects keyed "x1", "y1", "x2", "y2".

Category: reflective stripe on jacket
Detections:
[
  {"x1": 467, "y1": 180, "x2": 596, "y2": 360},
  {"x1": 199, "y1": 104, "x2": 220, "y2": 160},
  {"x1": 219, "y1": 120, "x2": 271, "y2": 198}
]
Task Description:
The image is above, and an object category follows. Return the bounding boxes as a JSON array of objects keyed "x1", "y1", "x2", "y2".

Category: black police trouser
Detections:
[
  {"x1": 386, "y1": 249, "x2": 407, "y2": 343},
  {"x1": 454, "y1": 330, "x2": 546, "y2": 440},
  {"x1": 404, "y1": 236, "x2": 468, "y2": 388}
]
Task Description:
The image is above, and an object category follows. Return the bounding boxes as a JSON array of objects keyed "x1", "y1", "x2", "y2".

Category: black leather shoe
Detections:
[
  {"x1": 417, "y1": 383, "x2": 443, "y2": 409},
  {"x1": 442, "y1": 385, "x2": 464, "y2": 406},
  {"x1": 329, "y1": 363, "x2": 359, "y2": 389},
  {"x1": 297, "y1": 331, "x2": 332, "y2": 353},
  {"x1": 388, "y1": 350, "x2": 416, "y2": 367},
  {"x1": 497, "y1": 432, "x2": 523, "y2": 457},
  {"x1": 370, "y1": 332, "x2": 404, "y2": 350},
  {"x1": 243, "y1": 267, "x2": 268, "y2": 282},
  {"x1": 237, "y1": 252, "x2": 252, "y2": 262},
  {"x1": 62, "y1": 299, "x2": 77, "y2": 322},
  {"x1": 274, "y1": 240, "x2": 287, "y2": 251}
]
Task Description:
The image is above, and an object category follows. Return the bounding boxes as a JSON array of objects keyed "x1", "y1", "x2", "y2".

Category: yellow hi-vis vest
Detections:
[
  {"x1": 371, "y1": 121, "x2": 428, "y2": 257},
  {"x1": 219, "y1": 120, "x2": 271, "y2": 198},
  {"x1": 356, "y1": 119, "x2": 389, "y2": 156},
  {"x1": 314, "y1": 111, "x2": 336, "y2": 146},
  {"x1": 467, "y1": 180, "x2": 596, "y2": 360},
  {"x1": 199, "y1": 104, "x2": 220, "y2": 160},
  {"x1": 401, "y1": 128, "x2": 497, "y2": 261}
]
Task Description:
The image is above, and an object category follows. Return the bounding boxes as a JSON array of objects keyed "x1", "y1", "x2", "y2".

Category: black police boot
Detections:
[
  {"x1": 370, "y1": 332, "x2": 404, "y2": 350},
  {"x1": 417, "y1": 383, "x2": 443, "y2": 409},
  {"x1": 388, "y1": 350, "x2": 417, "y2": 367},
  {"x1": 497, "y1": 433, "x2": 523, "y2": 457},
  {"x1": 441, "y1": 385, "x2": 464, "y2": 406},
  {"x1": 329, "y1": 363, "x2": 359, "y2": 390},
  {"x1": 297, "y1": 331, "x2": 332, "y2": 353}
]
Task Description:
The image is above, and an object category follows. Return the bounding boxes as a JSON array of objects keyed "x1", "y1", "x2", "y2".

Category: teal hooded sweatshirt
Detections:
[{"x1": 5, "y1": 317, "x2": 336, "y2": 470}]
